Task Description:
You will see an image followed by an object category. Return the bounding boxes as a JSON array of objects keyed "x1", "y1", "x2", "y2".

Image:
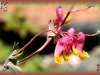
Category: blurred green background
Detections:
[{"x1": 0, "y1": 2, "x2": 100, "y2": 72}]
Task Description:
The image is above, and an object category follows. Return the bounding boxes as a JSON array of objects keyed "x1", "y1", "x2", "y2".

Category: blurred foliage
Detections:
[
  {"x1": 1, "y1": 39, "x2": 92, "y2": 72},
  {"x1": 3, "y1": 7, "x2": 42, "y2": 39},
  {"x1": 0, "y1": 39, "x2": 46, "y2": 72},
  {"x1": 0, "y1": 39, "x2": 12, "y2": 62},
  {"x1": 0, "y1": 39, "x2": 54, "y2": 72},
  {"x1": 21, "y1": 55, "x2": 47, "y2": 72}
]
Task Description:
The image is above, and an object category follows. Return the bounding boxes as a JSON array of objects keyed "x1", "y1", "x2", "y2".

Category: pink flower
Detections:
[
  {"x1": 76, "y1": 32, "x2": 85, "y2": 52},
  {"x1": 54, "y1": 39, "x2": 65, "y2": 64},
  {"x1": 72, "y1": 32, "x2": 90, "y2": 60},
  {"x1": 67, "y1": 28, "x2": 75, "y2": 37},
  {"x1": 56, "y1": 6, "x2": 64, "y2": 21},
  {"x1": 54, "y1": 28, "x2": 90, "y2": 64},
  {"x1": 53, "y1": 6, "x2": 71, "y2": 28},
  {"x1": 54, "y1": 28, "x2": 75, "y2": 64}
]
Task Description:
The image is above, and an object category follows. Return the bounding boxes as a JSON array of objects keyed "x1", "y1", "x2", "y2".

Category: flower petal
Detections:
[
  {"x1": 54, "y1": 6, "x2": 64, "y2": 27},
  {"x1": 72, "y1": 32, "x2": 87, "y2": 59},
  {"x1": 67, "y1": 28, "x2": 75, "y2": 37},
  {"x1": 54, "y1": 40, "x2": 64, "y2": 54},
  {"x1": 56, "y1": 6, "x2": 64, "y2": 17},
  {"x1": 54, "y1": 40, "x2": 64, "y2": 64},
  {"x1": 74, "y1": 32, "x2": 85, "y2": 53},
  {"x1": 63, "y1": 55, "x2": 70, "y2": 62},
  {"x1": 65, "y1": 15, "x2": 71, "y2": 24},
  {"x1": 55, "y1": 55, "x2": 64, "y2": 64},
  {"x1": 63, "y1": 50, "x2": 72, "y2": 62},
  {"x1": 79, "y1": 51, "x2": 90, "y2": 60},
  {"x1": 73, "y1": 49, "x2": 79, "y2": 56},
  {"x1": 59, "y1": 35, "x2": 68, "y2": 46}
]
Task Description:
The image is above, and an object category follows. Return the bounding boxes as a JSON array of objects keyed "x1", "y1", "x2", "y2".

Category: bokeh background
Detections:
[{"x1": 0, "y1": 2, "x2": 100, "y2": 72}]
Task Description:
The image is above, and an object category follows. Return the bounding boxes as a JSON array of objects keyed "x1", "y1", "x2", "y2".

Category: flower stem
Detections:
[
  {"x1": 14, "y1": 30, "x2": 57, "y2": 56},
  {"x1": 62, "y1": 30, "x2": 100, "y2": 36},
  {"x1": 59, "y1": 3, "x2": 94, "y2": 31},
  {"x1": 71, "y1": 4, "x2": 94, "y2": 12},
  {"x1": 62, "y1": 4, "x2": 74, "y2": 25},
  {"x1": 17, "y1": 37, "x2": 52, "y2": 65},
  {"x1": 59, "y1": 4, "x2": 75, "y2": 30},
  {"x1": 84, "y1": 30, "x2": 100, "y2": 36}
]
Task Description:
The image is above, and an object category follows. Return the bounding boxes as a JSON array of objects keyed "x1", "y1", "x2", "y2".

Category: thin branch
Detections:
[
  {"x1": 58, "y1": 3, "x2": 94, "y2": 31},
  {"x1": 62, "y1": 30, "x2": 100, "y2": 36},
  {"x1": 58, "y1": 4, "x2": 75, "y2": 31},
  {"x1": 71, "y1": 4, "x2": 94, "y2": 12},
  {"x1": 61, "y1": 4, "x2": 75, "y2": 26},
  {"x1": 14, "y1": 30, "x2": 57, "y2": 56},
  {"x1": 83, "y1": 30, "x2": 100, "y2": 36},
  {"x1": 17, "y1": 37, "x2": 52, "y2": 65}
]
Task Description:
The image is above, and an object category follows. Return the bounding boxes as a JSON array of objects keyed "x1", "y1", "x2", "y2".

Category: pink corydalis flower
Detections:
[
  {"x1": 72, "y1": 32, "x2": 90, "y2": 60},
  {"x1": 54, "y1": 28, "x2": 90, "y2": 64},
  {"x1": 54, "y1": 28, "x2": 75, "y2": 64},
  {"x1": 54, "y1": 39, "x2": 65, "y2": 64},
  {"x1": 54, "y1": 35, "x2": 72, "y2": 64},
  {"x1": 53, "y1": 6, "x2": 71, "y2": 28},
  {"x1": 66, "y1": 28, "x2": 75, "y2": 47},
  {"x1": 56, "y1": 6, "x2": 64, "y2": 21},
  {"x1": 67, "y1": 28, "x2": 75, "y2": 37},
  {"x1": 53, "y1": 6, "x2": 64, "y2": 28}
]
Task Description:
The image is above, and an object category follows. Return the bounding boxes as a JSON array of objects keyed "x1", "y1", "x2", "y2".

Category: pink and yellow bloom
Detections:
[
  {"x1": 54, "y1": 28, "x2": 90, "y2": 64},
  {"x1": 54, "y1": 35, "x2": 72, "y2": 64},
  {"x1": 54, "y1": 28, "x2": 75, "y2": 64},
  {"x1": 53, "y1": 6, "x2": 93, "y2": 64},
  {"x1": 72, "y1": 32, "x2": 90, "y2": 60},
  {"x1": 53, "y1": 6, "x2": 71, "y2": 28}
]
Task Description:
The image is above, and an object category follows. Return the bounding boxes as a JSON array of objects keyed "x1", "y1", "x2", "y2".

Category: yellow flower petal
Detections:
[
  {"x1": 63, "y1": 50, "x2": 72, "y2": 62},
  {"x1": 64, "y1": 15, "x2": 71, "y2": 24},
  {"x1": 79, "y1": 51, "x2": 90, "y2": 61},
  {"x1": 79, "y1": 54, "x2": 86, "y2": 60},
  {"x1": 73, "y1": 49, "x2": 79, "y2": 56},
  {"x1": 63, "y1": 55, "x2": 70, "y2": 62},
  {"x1": 83, "y1": 51, "x2": 90, "y2": 57},
  {"x1": 55, "y1": 56, "x2": 64, "y2": 64}
]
